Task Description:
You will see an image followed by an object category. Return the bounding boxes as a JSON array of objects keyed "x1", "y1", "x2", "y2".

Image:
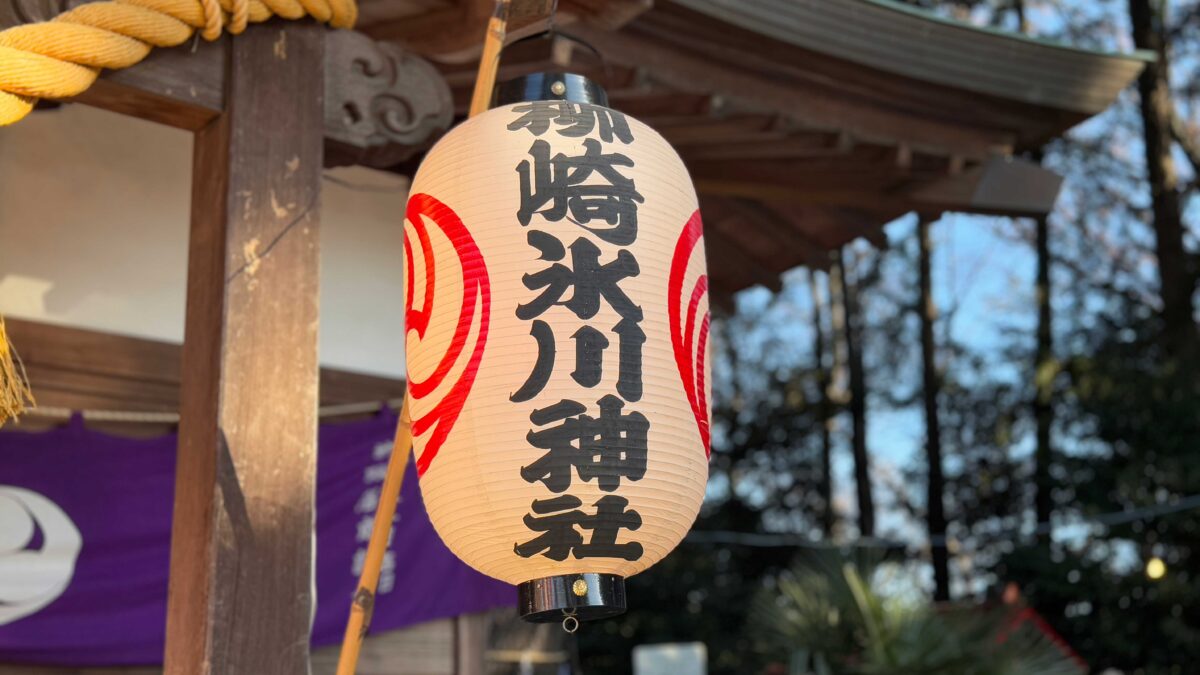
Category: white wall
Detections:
[{"x1": 0, "y1": 104, "x2": 407, "y2": 379}]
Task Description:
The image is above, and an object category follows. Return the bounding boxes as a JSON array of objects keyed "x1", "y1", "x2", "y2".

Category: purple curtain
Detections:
[{"x1": 0, "y1": 410, "x2": 513, "y2": 666}]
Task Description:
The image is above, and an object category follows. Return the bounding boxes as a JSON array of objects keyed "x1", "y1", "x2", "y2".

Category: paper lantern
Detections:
[{"x1": 404, "y1": 73, "x2": 710, "y2": 624}]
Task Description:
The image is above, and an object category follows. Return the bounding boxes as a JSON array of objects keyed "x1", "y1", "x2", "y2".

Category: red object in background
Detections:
[{"x1": 997, "y1": 582, "x2": 1088, "y2": 673}]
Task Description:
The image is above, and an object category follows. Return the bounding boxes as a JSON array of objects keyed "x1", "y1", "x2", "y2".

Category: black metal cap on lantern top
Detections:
[
  {"x1": 518, "y1": 573, "x2": 626, "y2": 628},
  {"x1": 494, "y1": 72, "x2": 610, "y2": 107}
]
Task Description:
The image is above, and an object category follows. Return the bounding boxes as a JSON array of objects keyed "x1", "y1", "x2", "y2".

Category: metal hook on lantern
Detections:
[
  {"x1": 500, "y1": 27, "x2": 610, "y2": 79},
  {"x1": 562, "y1": 608, "x2": 580, "y2": 634},
  {"x1": 497, "y1": 0, "x2": 614, "y2": 91}
]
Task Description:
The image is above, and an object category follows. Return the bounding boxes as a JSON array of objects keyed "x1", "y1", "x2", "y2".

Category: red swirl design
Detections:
[
  {"x1": 404, "y1": 193, "x2": 490, "y2": 476},
  {"x1": 669, "y1": 209, "x2": 711, "y2": 457}
]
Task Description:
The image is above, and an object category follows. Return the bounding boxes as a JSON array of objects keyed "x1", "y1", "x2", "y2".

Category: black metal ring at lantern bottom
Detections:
[{"x1": 518, "y1": 573, "x2": 626, "y2": 623}]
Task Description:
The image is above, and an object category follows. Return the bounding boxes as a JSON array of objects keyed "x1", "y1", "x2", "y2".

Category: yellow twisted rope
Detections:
[
  {"x1": 0, "y1": 0, "x2": 357, "y2": 126},
  {"x1": 0, "y1": 316, "x2": 34, "y2": 427}
]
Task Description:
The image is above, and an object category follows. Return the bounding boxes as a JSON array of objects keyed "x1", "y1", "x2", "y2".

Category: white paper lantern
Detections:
[{"x1": 404, "y1": 74, "x2": 711, "y2": 623}]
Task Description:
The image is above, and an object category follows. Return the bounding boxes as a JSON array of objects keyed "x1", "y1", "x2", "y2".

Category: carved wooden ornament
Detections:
[{"x1": 324, "y1": 30, "x2": 453, "y2": 168}]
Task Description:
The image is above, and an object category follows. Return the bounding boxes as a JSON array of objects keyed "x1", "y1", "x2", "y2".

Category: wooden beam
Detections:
[
  {"x1": 702, "y1": 156, "x2": 1064, "y2": 221},
  {"x1": 686, "y1": 146, "x2": 934, "y2": 185},
  {"x1": 74, "y1": 37, "x2": 226, "y2": 131},
  {"x1": 569, "y1": 23, "x2": 1015, "y2": 159},
  {"x1": 367, "y1": 0, "x2": 651, "y2": 61},
  {"x1": 638, "y1": 4, "x2": 1065, "y2": 149},
  {"x1": 607, "y1": 90, "x2": 714, "y2": 118},
  {"x1": 2, "y1": 9, "x2": 452, "y2": 167},
  {"x1": 565, "y1": 0, "x2": 650, "y2": 30},
  {"x1": 648, "y1": 114, "x2": 777, "y2": 145},
  {"x1": 908, "y1": 155, "x2": 1064, "y2": 217},
  {"x1": 695, "y1": 180, "x2": 911, "y2": 212},
  {"x1": 439, "y1": 34, "x2": 562, "y2": 88},
  {"x1": 679, "y1": 132, "x2": 847, "y2": 161},
  {"x1": 4, "y1": 317, "x2": 406, "y2": 414},
  {"x1": 354, "y1": 0, "x2": 454, "y2": 29},
  {"x1": 705, "y1": 212, "x2": 791, "y2": 287},
  {"x1": 164, "y1": 22, "x2": 324, "y2": 675},
  {"x1": 770, "y1": 203, "x2": 894, "y2": 251},
  {"x1": 703, "y1": 222, "x2": 782, "y2": 292},
  {"x1": 688, "y1": 148, "x2": 1038, "y2": 221},
  {"x1": 713, "y1": 198, "x2": 832, "y2": 270},
  {"x1": 366, "y1": 3, "x2": 514, "y2": 59}
]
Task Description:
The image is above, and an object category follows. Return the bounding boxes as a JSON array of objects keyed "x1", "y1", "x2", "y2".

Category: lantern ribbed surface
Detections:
[{"x1": 404, "y1": 99, "x2": 711, "y2": 587}]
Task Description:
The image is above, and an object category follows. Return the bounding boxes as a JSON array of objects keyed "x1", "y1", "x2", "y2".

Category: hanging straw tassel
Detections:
[
  {"x1": 0, "y1": 315, "x2": 34, "y2": 427},
  {"x1": 335, "y1": 396, "x2": 412, "y2": 675}
]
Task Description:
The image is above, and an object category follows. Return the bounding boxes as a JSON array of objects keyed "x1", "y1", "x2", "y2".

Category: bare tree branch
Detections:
[{"x1": 1170, "y1": 108, "x2": 1200, "y2": 191}]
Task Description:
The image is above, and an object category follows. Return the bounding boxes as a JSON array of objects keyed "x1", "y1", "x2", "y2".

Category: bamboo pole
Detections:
[
  {"x1": 337, "y1": 5, "x2": 518, "y2": 670},
  {"x1": 468, "y1": 0, "x2": 512, "y2": 118},
  {"x1": 335, "y1": 396, "x2": 413, "y2": 675}
]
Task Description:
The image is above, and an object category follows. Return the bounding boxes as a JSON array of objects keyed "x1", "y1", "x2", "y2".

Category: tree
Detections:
[
  {"x1": 833, "y1": 248, "x2": 877, "y2": 538},
  {"x1": 809, "y1": 268, "x2": 838, "y2": 537},
  {"x1": 1030, "y1": 210, "x2": 1057, "y2": 547},
  {"x1": 1128, "y1": 0, "x2": 1196, "y2": 346},
  {"x1": 917, "y1": 216, "x2": 952, "y2": 602},
  {"x1": 578, "y1": 295, "x2": 838, "y2": 674},
  {"x1": 1012, "y1": 0, "x2": 1058, "y2": 549}
]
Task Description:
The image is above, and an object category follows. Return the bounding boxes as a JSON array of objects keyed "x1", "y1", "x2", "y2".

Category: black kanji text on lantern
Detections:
[
  {"x1": 516, "y1": 139, "x2": 644, "y2": 246},
  {"x1": 517, "y1": 235, "x2": 641, "y2": 321},
  {"x1": 507, "y1": 100, "x2": 634, "y2": 144},
  {"x1": 513, "y1": 494, "x2": 644, "y2": 561},
  {"x1": 508, "y1": 102, "x2": 649, "y2": 563},
  {"x1": 520, "y1": 395, "x2": 649, "y2": 494}
]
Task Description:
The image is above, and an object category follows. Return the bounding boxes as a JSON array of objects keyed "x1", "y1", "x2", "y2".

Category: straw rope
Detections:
[
  {"x1": 0, "y1": 0, "x2": 358, "y2": 126},
  {"x1": 0, "y1": 317, "x2": 35, "y2": 426}
]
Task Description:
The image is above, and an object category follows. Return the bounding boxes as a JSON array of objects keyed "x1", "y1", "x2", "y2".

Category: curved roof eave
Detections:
[{"x1": 673, "y1": 0, "x2": 1152, "y2": 115}]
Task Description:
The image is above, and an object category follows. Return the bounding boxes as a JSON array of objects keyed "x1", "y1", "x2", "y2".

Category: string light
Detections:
[{"x1": 1146, "y1": 557, "x2": 1166, "y2": 580}]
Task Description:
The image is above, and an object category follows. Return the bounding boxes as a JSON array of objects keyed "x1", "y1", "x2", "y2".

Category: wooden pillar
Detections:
[
  {"x1": 455, "y1": 613, "x2": 488, "y2": 675},
  {"x1": 165, "y1": 21, "x2": 325, "y2": 675}
]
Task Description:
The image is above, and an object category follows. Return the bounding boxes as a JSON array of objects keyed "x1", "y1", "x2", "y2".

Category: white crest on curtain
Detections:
[{"x1": 0, "y1": 486, "x2": 82, "y2": 625}]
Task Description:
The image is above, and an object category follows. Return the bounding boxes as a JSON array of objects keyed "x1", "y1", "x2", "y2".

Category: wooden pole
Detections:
[
  {"x1": 164, "y1": 21, "x2": 325, "y2": 675},
  {"x1": 338, "y1": 4, "x2": 512, "y2": 669},
  {"x1": 335, "y1": 397, "x2": 413, "y2": 675},
  {"x1": 467, "y1": 0, "x2": 511, "y2": 117},
  {"x1": 337, "y1": 5, "x2": 520, "y2": 670}
]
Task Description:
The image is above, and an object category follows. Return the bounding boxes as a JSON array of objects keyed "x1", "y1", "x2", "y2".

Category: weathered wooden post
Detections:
[
  {"x1": 164, "y1": 22, "x2": 326, "y2": 674},
  {"x1": 162, "y1": 26, "x2": 451, "y2": 674}
]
